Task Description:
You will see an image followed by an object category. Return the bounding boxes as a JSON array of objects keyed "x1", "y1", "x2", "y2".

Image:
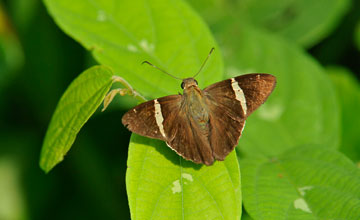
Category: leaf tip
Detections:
[
  {"x1": 39, "y1": 146, "x2": 64, "y2": 174},
  {"x1": 39, "y1": 158, "x2": 53, "y2": 174}
]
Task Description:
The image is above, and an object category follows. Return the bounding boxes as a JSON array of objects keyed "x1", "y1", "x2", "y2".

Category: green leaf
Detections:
[
  {"x1": 218, "y1": 24, "x2": 340, "y2": 157},
  {"x1": 126, "y1": 134, "x2": 241, "y2": 220},
  {"x1": 42, "y1": 0, "x2": 223, "y2": 99},
  {"x1": 187, "y1": 0, "x2": 350, "y2": 48},
  {"x1": 237, "y1": 0, "x2": 350, "y2": 47},
  {"x1": 328, "y1": 66, "x2": 360, "y2": 163},
  {"x1": 241, "y1": 145, "x2": 360, "y2": 220},
  {"x1": 39, "y1": 66, "x2": 114, "y2": 173}
]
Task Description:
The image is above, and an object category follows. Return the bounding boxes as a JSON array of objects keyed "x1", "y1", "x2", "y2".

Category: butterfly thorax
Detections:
[{"x1": 182, "y1": 78, "x2": 209, "y2": 130}]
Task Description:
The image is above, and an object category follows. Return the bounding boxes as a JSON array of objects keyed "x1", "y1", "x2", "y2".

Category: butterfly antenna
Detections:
[
  {"x1": 142, "y1": 61, "x2": 182, "y2": 80},
  {"x1": 193, "y1": 47, "x2": 215, "y2": 78}
]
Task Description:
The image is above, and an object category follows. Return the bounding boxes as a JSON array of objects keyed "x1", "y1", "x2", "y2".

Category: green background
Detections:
[{"x1": 1, "y1": 0, "x2": 360, "y2": 219}]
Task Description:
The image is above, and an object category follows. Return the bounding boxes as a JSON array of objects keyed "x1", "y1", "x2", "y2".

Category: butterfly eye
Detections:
[
  {"x1": 181, "y1": 82, "x2": 185, "y2": 89},
  {"x1": 194, "y1": 80, "x2": 198, "y2": 85}
]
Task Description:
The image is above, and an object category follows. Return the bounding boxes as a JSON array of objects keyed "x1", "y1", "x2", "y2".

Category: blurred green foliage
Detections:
[
  {"x1": 0, "y1": 0, "x2": 360, "y2": 219},
  {"x1": 328, "y1": 66, "x2": 360, "y2": 162}
]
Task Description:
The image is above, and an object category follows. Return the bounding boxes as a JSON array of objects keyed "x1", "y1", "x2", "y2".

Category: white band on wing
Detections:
[
  {"x1": 231, "y1": 78, "x2": 247, "y2": 115},
  {"x1": 154, "y1": 99, "x2": 166, "y2": 138}
]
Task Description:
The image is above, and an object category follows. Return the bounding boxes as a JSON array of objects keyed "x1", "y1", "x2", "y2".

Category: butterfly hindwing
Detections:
[{"x1": 160, "y1": 96, "x2": 214, "y2": 165}]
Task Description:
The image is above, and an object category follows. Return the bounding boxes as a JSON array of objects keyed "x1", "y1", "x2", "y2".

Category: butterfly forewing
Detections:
[
  {"x1": 234, "y1": 74, "x2": 276, "y2": 116},
  {"x1": 122, "y1": 95, "x2": 181, "y2": 141},
  {"x1": 204, "y1": 78, "x2": 246, "y2": 119}
]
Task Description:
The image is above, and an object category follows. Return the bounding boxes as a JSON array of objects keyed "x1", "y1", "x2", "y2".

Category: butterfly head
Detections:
[{"x1": 181, "y1": 78, "x2": 198, "y2": 90}]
